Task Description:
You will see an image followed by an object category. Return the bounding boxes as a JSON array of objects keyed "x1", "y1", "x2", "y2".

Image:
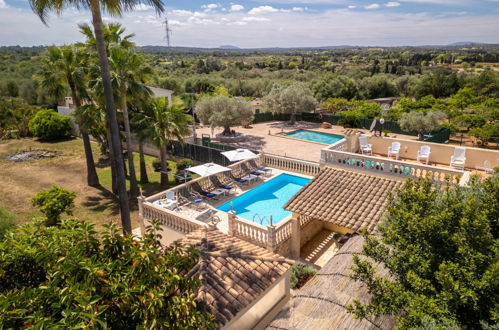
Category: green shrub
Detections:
[
  {"x1": 32, "y1": 185, "x2": 76, "y2": 226},
  {"x1": 290, "y1": 262, "x2": 317, "y2": 289},
  {"x1": 177, "y1": 158, "x2": 194, "y2": 171},
  {"x1": 0, "y1": 219, "x2": 216, "y2": 328},
  {"x1": 152, "y1": 158, "x2": 161, "y2": 172},
  {"x1": 28, "y1": 109, "x2": 72, "y2": 140},
  {"x1": 0, "y1": 207, "x2": 15, "y2": 240},
  {"x1": 337, "y1": 111, "x2": 361, "y2": 128}
]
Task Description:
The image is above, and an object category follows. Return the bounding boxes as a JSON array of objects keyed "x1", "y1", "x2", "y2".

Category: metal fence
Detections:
[{"x1": 168, "y1": 140, "x2": 234, "y2": 166}]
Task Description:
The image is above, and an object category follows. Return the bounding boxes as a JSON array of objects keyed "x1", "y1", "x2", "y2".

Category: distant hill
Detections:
[
  {"x1": 448, "y1": 41, "x2": 487, "y2": 46},
  {"x1": 219, "y1": 45, "x2": 240, "y2": 49}
]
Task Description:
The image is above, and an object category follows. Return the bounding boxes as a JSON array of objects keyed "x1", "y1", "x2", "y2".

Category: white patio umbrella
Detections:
[
  {"x1": 187, "y1": 162, "x2": 232, "y2": 177},
  {"x1": 221, "y1": 149, "x2": 258, "y2": 162}
]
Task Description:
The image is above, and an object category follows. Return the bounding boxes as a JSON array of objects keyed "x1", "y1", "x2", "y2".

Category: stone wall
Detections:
[{"x1": 300, "y1": 219, "x2": 324, "y2": 248}]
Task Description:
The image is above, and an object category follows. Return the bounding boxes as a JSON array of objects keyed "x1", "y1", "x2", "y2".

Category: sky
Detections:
[{"x1": 0, "y1": 0, "x2": 498, "y2": 48}]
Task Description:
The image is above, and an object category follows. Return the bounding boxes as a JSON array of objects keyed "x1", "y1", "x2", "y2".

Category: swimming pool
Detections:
[
  {"x1": 217, "y1": 173, "x2": 310, "y2": 225},
  {"x1": 282, "y1": 129, "x2": 344, "y2": 145}
]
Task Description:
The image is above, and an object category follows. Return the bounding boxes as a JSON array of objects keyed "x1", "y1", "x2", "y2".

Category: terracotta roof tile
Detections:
[
  {"x1": 284, "y1": 167, "x2": 403, "y2": 232},
  {"x1": 177, "y1": 228, "x2": 293, "y2": 326}
]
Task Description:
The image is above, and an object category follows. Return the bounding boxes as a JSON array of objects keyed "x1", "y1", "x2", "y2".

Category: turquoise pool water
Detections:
[
  {"x1": 217, "y1": 174, "x2": 310, "y2": 225},
  {"x1": 282, "y1": 129, "x2": 344, "y2": 145}
]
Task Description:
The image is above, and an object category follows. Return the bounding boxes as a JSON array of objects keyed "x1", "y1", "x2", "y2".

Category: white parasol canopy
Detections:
[
  {"x1": 221, "y1": 149, "x2": 258, "y2": 162},
  {"x1": 187, "y1": 162, "x2": 232, "y2": 177}
]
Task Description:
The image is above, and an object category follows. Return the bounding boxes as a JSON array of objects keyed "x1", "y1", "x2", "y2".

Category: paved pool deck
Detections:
[{"x1": 193, "y1": 121, "x2": 418, "y2": 162}]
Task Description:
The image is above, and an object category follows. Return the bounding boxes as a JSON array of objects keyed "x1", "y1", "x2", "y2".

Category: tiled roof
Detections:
[
  {"x1": 267, "y1": 235, "x2": 396, "y2": 330},
  {"x1": 284, "y1": 167, "x2": 403, "y2": 232},
  {"x1": 177, "y1": 227, "x2": 293, "y2": 326}
]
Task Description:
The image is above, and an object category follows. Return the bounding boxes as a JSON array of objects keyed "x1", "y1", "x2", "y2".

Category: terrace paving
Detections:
[{"x1": 194, "y1": 121, "x2": 418, "y2": 162}]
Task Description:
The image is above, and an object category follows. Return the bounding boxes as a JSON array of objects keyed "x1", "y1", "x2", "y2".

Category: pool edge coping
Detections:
[{"x1": 273, "y1": 129, "x2": 345, "y2": 146}]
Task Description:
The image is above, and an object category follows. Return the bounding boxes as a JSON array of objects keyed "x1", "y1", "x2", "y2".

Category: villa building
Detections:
[{"x1": 138, "y1": 123, "x2": 498, "y2": 329}]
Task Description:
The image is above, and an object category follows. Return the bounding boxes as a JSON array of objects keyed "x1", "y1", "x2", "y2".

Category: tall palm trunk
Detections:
[
  {"x1": 90, "y1": 0, "x2": 131, "y2": 234},
  {"x1": 106, "y1": 124, "x2": 118, "y2": 194},
  {"x1": 159, "y1": 144, "x2": 169, "y2": 189},
  {"x1": 120, "y1": 89, "x2": 139, "y2": 198},
  {"x1": 138, "y1": 140, "x2": 149, "y2": 184},
  {"x1": 67, "y1": 76, "x2": 99, "y2": 187}
]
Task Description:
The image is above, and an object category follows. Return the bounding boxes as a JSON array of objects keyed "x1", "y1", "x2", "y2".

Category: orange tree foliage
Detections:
[{"x1": 0, "y1": 219, "x2": 216, "y2": 329}]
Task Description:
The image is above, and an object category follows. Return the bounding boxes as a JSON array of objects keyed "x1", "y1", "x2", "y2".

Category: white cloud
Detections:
[
  {"x1": 385, "y1": 1, "x2": 400, "y2": 6},
  {"x1": 364, "y1": 3, "x2": 381, "y2": 9},
  {"x1": 0, "y1": 0, "x2": 9, "y2": 9},
  {"x1": 292, "y1": 7, "x2": 305, "y2": 11},
  {"x1": 1, "y1": 4, "x2": 499, "y2": 49},
  {"x1": 201, "y1": 3, "x2": 220, "y2": 12},
  {"x1": 348, "y1": 5, "x2": 357, "y2": 8},
  {"x1": 134, "y1": 4, "x2": 153, "y2": 11},
  {"x1": 230, "y1": 4, "x2": 244, "y2": 12},
  {"x1": 249, "y1": 6, "x2": 279, "y2": 14},
  {"x1": 242, "y1": 16, "x2": 271, "y2": 22},
  {"x1": 171, "y1": 10, "x2": 194, "y2": 16}
]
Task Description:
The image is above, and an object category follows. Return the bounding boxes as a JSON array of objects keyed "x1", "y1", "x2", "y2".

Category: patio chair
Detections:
[
  {"x1": 228, "y1": 172, "x2": 249, "y2": 185},
  {"x1": 211, "y1": 176, "x2": 234, "y2": 193},
  {"x1": 387, "y1": 142, "x2": 401, "y2": 160},
  {"x1": 249, "y1": 159, "x2": 272, "y2": 176},
  {"x1": 242, "y1": 162, "x2": 263, "y2": 176},
  {"x1": 416, "y1": 145, "x2": 431, "y2": 165},
  {"x1": 450, "y1": 147, "x2": 466, "y2": 170},
  {"x1": 475, "y1": 160, "x2": 494, "y2": 174},
  {"x1": 190, "y1": 182, "x2": 217, "y2": 198},
  {"x1": 180, "y1": 189, "x2": 205, "y2": 210},
  {"x1": 359, "y1": 136, "x2": 372, "y2": 155}
]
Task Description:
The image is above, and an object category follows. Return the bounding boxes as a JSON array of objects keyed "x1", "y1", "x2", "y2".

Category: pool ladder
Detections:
[{"x1": 252, "y1": 214, "x2": 273, "y2": 226}]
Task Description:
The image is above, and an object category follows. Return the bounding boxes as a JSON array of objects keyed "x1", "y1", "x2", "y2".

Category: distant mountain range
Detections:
[
  {"x1": 219, "y1": 45, "x2": 240, "y2": 49},
  {"x1": 137, "y1": 42, "x2": 498, "y2": 54}
]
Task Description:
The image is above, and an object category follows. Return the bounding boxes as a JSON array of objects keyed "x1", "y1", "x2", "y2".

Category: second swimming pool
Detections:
[
  {"x1": 217, "y1": 173, "x2": 310, "y2": 225},
  {"x1": 281, "y1": 129, "x2": 344, "y2": 145}
]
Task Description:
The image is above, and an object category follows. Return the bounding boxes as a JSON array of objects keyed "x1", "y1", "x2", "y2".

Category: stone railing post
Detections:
[
  {"x1": 267, "y1": 224, "x2": 277, "y2": 252},
  {"x1": 228, "y1": 211, "x2": 236, "y2": 236},
  {"x1": 291, "y1": 214, "x2": 300, "y2": 258},
  {"x1": 137, "y1": 193, "x2": 146, "y2": 237}
]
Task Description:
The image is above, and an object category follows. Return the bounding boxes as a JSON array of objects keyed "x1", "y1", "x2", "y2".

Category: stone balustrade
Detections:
[
  {"x1": 142, "y1": 202, "x2": 206, "y2": 234},
  {"x1": 321, "y1": 148, "x2": 466, "y2": 184},
  {"x1": 262, "y1": 153, "x2": 321, "y2": 176},
  {"x1": 275, "y1": 218, "x2": 293, "y2": 245},
  {"x1": 229, "y1": 215, "x2": 271, "y2": 248}
]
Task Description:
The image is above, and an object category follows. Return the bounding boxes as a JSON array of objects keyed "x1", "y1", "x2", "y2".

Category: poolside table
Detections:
[
  {"x1": 209, "y1": 189, "x2": 227, "y2": 198},
  {"x1": 241, "y1": 174, "x2": 258, "y2": 184}
]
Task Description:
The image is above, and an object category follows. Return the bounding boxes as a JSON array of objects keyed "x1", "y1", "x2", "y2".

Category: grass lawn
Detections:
[{"x1": 0, "y1": 137, "x2": 182, "y2": 231}]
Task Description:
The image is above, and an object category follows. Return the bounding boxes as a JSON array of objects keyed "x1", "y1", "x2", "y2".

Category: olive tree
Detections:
[
  {"x1": 195, "y1": 95, "x2": 253, "y2": 135},
  {"x1": 398, "y1": 111, "x2": 446, "y2": 135},
  {"x1": 263, "y1": 83, "x2": 316, "y2": 125}
]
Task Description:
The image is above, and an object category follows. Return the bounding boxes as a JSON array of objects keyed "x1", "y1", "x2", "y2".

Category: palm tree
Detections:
[
  {"x1": 135, "y1": 97, "x2": 192, "y2": 189},
  {"x1": 28, "y1": 0, "x2": 165, "y2": 234},
  {"x1": 37, "y1": 45, "x2": 100, "y2": 187},
  {"x1": 108, "y1": 46, "x2": 153, "y2": 198}
]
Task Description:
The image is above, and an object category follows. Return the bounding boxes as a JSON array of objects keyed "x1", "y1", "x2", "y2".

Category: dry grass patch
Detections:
[{"x1": 0, "y1": 138, "x2": 170, "y2": 231}]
